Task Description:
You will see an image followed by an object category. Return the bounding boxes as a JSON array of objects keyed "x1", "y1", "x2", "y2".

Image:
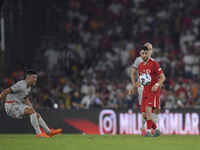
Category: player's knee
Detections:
[
  {"x1": 24, "y1": 108, "x2": 35, "y2": 116},
  {"x1": 141, "y1": 112, "x2": 147, "y2": 120},
  {"x1": 36, "y1": 113, "x2": 41, "y2": 119},
  {"x1": 154, "y1": 108, "x2": 160, "y2": 114},
  {"x1": 29, "y1": 108, "x2": 36, "y2": 115}
]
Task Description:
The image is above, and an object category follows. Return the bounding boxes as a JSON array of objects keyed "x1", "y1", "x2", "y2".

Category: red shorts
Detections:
[{"x1": 140, "y1": 94, "x2": 160, "y2": 112}]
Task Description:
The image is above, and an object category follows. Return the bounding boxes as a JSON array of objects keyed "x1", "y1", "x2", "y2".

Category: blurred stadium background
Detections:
[{"x1": 0, "y1": 0, "x2": 200, "y2": 135}]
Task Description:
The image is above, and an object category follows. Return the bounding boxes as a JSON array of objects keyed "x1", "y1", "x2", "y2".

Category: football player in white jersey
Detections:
[
  {"x1": 130, "y1": 43, "x2": 161, "y2": 136},
  {"x1": 0, "y1": 69, "x2": 62, "y2": 138}
]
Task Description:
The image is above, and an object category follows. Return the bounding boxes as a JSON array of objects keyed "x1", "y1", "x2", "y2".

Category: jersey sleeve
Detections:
[
  {"x1": 132, "y1": 57, "x2": 140, "y2": 69},
  {"x1": 10, "y1": 83, "x2": 23, "y2": 94},
  {"x1": 154, "y1": 61, "x2": 163, "y2": 76}
]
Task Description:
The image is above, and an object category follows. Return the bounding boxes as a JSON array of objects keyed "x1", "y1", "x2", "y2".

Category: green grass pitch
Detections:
[{"x1": 0, "y1": 134, "x2": 199, "y2": 150}]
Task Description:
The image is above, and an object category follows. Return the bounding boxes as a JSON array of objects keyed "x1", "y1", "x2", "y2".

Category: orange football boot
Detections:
[
  {"x1": 151, "y1": 129, "x2": 155, "y2": 134},
  {"x1": 140, "y1": 128, "x2": 146, "y2": 136},
  {"x1": 37, "y1": 133, "x2": 50, "y2": 138},
  {"x1": 48, "y1": 129, "x2": 62, "y2": 137}
]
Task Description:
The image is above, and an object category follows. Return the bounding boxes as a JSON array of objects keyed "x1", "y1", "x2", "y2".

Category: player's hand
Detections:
[
  {"x1": 151, "y1": 84, "x2": 158, "y2": 92},
  {"x1": 128, "y1": 86, "x2": 137, "y2": 96},
  {"x1": 160, "y1": 84, "x2": 164, "y2": 87}
]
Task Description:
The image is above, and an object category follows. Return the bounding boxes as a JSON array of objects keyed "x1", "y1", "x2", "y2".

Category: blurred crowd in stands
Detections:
[{"x1": 1, "y1": 0, "x2": 200, "y2": 110}]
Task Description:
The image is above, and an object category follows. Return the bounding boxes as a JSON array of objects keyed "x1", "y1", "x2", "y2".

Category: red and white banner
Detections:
[{"x1": 0, "y1": 109, "x2": 199, "y2": 135}]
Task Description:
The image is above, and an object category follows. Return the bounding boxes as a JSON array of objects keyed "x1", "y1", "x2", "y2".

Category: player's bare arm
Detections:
[
  {"x1": 129, "y1": 67, "x2": 138, "y2": 95},
  {"x1": 151, "y1": 73, "x2": 166, "y2": 92},
  {"x1": 0, "y1": 88, "x2": 12, "y2": 101},
  {"x1": 23, "y1": 98, "x2": 33, "y2": 108},
  {"x1": 130, "y1": 67, "x2": 137, "y2": 85}
]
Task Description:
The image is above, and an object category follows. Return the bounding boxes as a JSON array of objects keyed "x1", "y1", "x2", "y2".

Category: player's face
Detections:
[
  {"x1": 147, "y1": 45, "x2": 153, "y2": 56},
  {"x1": 140, "y1": 50, "x2": 149, "y2": 62},
  {"x1": 28, "y1": 74, "x2": 37, "y2": 86}
]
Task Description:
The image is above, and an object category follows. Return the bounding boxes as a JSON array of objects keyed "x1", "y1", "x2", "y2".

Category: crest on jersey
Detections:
[
  {"x1": 146, "y1": 69, "x2": 151, "y2": 74},
  {"x1": 13, "y1": 86, "x2": 18, "y2": 91}
]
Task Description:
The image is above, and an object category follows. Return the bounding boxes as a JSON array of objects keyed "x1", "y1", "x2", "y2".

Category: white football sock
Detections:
[
  {"x1": 153, "y1": 113, "x2": 159, "y2": 124},
  {"x1": 30, "y1": 113, "x2": 42, "y2": 135},
  {"x1": 141, "y1": 115, "x2": 146, "y2": 129},
  {"x1": 147, "y1": 129, "x2": 151, "y2": 133},
  {"x1": 38, "y1": 117, "x2": 51, "y2": 134}
]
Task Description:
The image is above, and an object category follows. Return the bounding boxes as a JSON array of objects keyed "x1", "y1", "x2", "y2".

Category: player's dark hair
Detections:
[
  {"x1": 26, "y1": 69, "x2": 37, "y2": 75},
  {"x1": 140, "y1": 46, "x2": 149, "y2": 51}
]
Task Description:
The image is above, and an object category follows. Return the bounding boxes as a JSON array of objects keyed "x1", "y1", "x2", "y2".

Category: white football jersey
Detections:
[{"x1": 6, "y1": 80, "x2": 31, "y2": 103}]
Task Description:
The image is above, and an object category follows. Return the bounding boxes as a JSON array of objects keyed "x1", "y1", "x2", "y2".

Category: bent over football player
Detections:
[{"x1": 0, "y1": 69, "x2": 62, "y2": 138}]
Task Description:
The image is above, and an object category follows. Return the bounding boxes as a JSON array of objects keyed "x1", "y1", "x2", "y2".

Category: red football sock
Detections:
[
  {"x1": 152, "y1": 122, "x2": 157, "y2": 130},
  {"x1": 147, "y1": 120, "x2": 152, "y2": 130}
]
